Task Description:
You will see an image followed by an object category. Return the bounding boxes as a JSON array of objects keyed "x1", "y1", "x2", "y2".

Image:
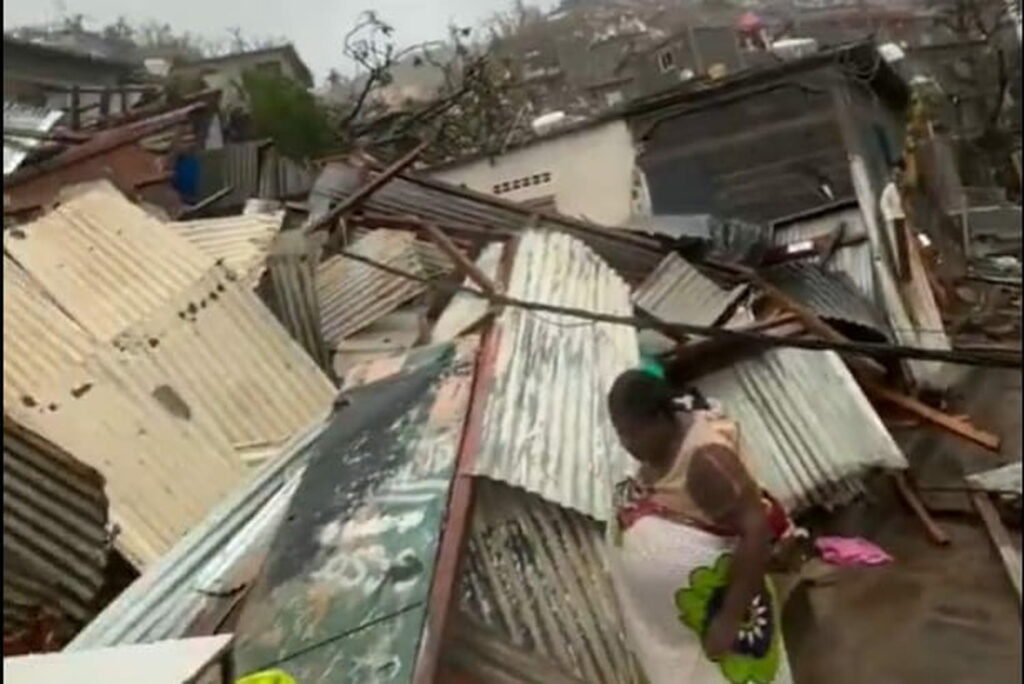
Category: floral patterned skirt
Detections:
[{"x1": 607, "y1": 515, "x2": 793, "y2": 684}]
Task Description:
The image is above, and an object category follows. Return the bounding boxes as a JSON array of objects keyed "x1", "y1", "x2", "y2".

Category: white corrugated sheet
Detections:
[
  {"x1": 167, "y1": 213, "x2": 283, "y2": 288},
  {"x1": 4, "y1": 101, "x2": 63, "y2": 176},
  {"x1": 431, "y1": 242, "x2": 504, "y2": 344},
  {"x1": 696, "y1": 345, "x2": 907, "y2": 512},
  {"x1": 634, "y1": 253, "x2": 745, "y2": 327},
  {"x1": 474, "y1": 230, "x2": 639, "y2": 522},
  {"x1": 3, "y1": 182, "x2": 212, "y2": 342},
  {"x1": 3, "y1": 184, "x2": 336, "y2": 567}
]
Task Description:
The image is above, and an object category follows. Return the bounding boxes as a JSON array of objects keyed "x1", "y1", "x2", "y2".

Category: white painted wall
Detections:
[{"x1": 429, "y1": 119, "x2": 640, "y2": 227}]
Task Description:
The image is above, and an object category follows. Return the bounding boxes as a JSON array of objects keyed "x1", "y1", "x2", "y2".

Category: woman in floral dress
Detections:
[{"x1": 606, "y1": 370, "x2": 794, "y2": 684}]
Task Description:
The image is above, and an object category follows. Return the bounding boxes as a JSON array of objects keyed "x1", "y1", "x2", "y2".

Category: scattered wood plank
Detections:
[
  {"x1": 893, "y1": 472, "x2": 952, "y2": 546},
  {"x1": 971, "y1": 490, "x2": 1023, "y2": 604},
  {"x1": 865, "y1": 382, "x2": 1002, "y2": 452},
  {"x1": 422, "y1": 222, "x2": 500, "y2": 297}
]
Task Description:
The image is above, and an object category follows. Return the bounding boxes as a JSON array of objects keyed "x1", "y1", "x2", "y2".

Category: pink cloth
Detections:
[{"x1": 815, "y1": 536, "x2": 893, "y2": 567}]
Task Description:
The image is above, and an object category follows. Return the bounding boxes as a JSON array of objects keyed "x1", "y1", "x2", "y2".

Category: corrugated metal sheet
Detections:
[
  {"x1": 265, "y1": 229, "x2": 331, "y2": 371},
  {"x1": 4, "y1": 101, "x2": 63, "y2": 176},
  {"x1": 455, "y1": 479, "x2": 642, "y2": 684},
  {"x1": 763, "y1": 261, "x2": 890, "y2": 339},
  {"x1": 633, "y1": 253, "x2": 746, "y2": 328},
  {"x1": 967, "y1": 462, "x2": 1022, "y2": 495},
  {"x1": 349, "y1": 226, "x2": 454, "y2": 279},
  {"x1": 333, "y1": 307, "x2": 423, "y2": 378},
  {"x1": 3, "y1": 419, "x2": 110, "y2": 635},
  {"x1": 307, "y1": 163, "x2": 663, "y2": 284},
  {"x1": 107, "y1": 264, "x2": 336, "y2": 456},
  {"x1": 695, "y1": 345, "x2": 907, "y2": 512},
  {"x1": 317, "y1": 229, "x2": 429, "y2": 347},
  {"x1": 3, "y1": 182, "x2": 212, "y2": 342},
  {"x1": 231, "y1": 338, "x2": 478, "y2": 683},
  {"x1": 4, "y1": 185, "x2": 336, "y2": 566},
  {"x1": 772, "y1": 205, "x2": 876, "y2": 304},
  {"x1": 195, "y1": 141, "x2": 264, "y2": 211},
  {"x1": 167, "y1": 213, "x2": 283, "y2": 289},
  {"x1": 474, "y1": 230, "x2": 639, "y2": 522},
  {"x1": 257, "y1": 148, "x2": 314, "y2": 200},
  {"x1": 431, "y1": 242, "x2": 503, "y2": 344},
  {"x1": 66, "y1": 344, "x2": 464, "y2": 651},
  {"x1": 2, "y1": 256, "x2": 98, "y2": 409}
]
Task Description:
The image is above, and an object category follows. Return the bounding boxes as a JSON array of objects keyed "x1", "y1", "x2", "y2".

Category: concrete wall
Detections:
[{"x1": 429, "y1": 119, "x2": 639, "y2": 227}]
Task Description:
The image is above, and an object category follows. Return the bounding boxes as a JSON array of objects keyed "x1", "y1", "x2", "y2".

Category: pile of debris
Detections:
[{"x1": 0, "y1": 136, "x2": 1002, "y2": 682}]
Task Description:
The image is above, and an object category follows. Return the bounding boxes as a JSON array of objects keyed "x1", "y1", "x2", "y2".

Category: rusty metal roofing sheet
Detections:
[
  {"x1": 307, "y1": 162, "x2": 663, "y2": 284},
  {"x1": 695, "y1": 344, "x2": 907, "y2": 512},
  {"x1": 3, "y1": 419, "x2": 110, "y2": 635},
  {"x1": 4, "y1": 102, "x2": 63, "y2": 176},
  {"x1": 66, "y1": 343, "x2": 466, "y2": 651},
  {"x1": 317, "y1": 229, "x2": 429, "y2": 347},
  {"x1": 231, "y1": 338, "x2": 478, "y2": 682},
  {"x1": 3, "y1": 182, "x2": 212, "y2": 342},
  {"x1": 455, "y1": 479, "x2": 643, "y2": 684},
  {"x1": 474, "y1": 230, "x2": 639, "y2": 522},
  {"x1": 772, "y1": 205, "x2": 876, "y2": 304},
  {"x1": 168, "y1": 212, "x2": 283, "y2": 288},
  {"x1": 763, "y1": 261, "x2": 890, "y2": 339},
  {"x1": 633, "y1": 253, "x2": 746, "y2": 328}
]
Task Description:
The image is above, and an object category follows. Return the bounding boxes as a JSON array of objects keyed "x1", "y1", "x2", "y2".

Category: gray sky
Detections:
[{"x1": 3, "y1": 0, "x2": 557, "y2": 84}]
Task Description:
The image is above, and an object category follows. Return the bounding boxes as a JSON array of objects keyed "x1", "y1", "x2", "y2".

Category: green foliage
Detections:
[{"x1": 240, "y1": 71, "x2": 338, "y2": 160}]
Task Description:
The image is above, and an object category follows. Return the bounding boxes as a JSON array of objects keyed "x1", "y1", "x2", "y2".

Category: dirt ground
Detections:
[{"x1": 783, "y1": 368, "x2": 1022, "y2": 684}]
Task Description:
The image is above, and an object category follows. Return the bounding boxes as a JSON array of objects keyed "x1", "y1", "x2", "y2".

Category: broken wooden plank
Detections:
[
  {"x1": 423, "y1": 222, "x2": 499, "y2": 297},
  {"x1": 971, "y1": 490, "x2": 1023, "y2": 604},
  {"x1": 893, "y1": 472, "x2": 952, "y2": 546},
  {"x1": 865, "y1": 382, "x2": 1001, "y2": 452}
]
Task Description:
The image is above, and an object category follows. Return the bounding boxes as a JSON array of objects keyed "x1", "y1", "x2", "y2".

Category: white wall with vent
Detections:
[{"x1": 429, "y1": 118, "x2": 638, "y2": 228}]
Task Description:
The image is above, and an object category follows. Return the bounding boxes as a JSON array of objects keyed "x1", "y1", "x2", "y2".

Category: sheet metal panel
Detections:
[
  {"x1": 763, "y1": 261, "x2": 890, "y2": 338},
  {"x1": 695, "y1": 346, "x2": 907, "y2": 512},
  {"x1": 474, "y1": 230, "x2": 639, "y2": 522},
  {"x1": 2, "y1": 256, "x2": 98, "y2": 409},
  {"x1": 431, "y1": 242, "x2": 503, "y2": 344},
  {"x1": 109, "y1": 264, "x2": 336, "y2": 458},
  {"x1": 231, "y1": 339, "x2": 478, "y2": 682},
  {"x1": 4, "y1": 101, "x2": 63, "y2": 176},
  {"x1": 3, "y1": 182, "x2": 212, "y2": 342},
  {"x1": 772, "y1": 205, "x2": 876, "y2": 304},
  {"x1": 266, "y1": 229, "x2": 330, "y2": 371},
  {"x1": 307, "y1": 163, "x2": 663, "y2": 284},
  {"x1": 456, "y1": 480, "x2": 643, "y2": 684},
  {"x1": 3, "y1": 420, "x2": 110, "y2": 634},
  {"x1": 67, "y1": 344, "x2": 465, "y2": 650},
  {"x1": 194, "y1": 141, "x2": 263, "y2": 211},
  {"x1": 633, "y1": 253, "x2": 746, "y2": 328},
  {"x1": 167, "y1": 213, "x2": 283, "y2": 289},
  {"x1": 967, "y1": 462, "x2": 1022, "y2": 496},
  {"x1": 317, "y1": 229, "x2": 429, "y2": 347}
]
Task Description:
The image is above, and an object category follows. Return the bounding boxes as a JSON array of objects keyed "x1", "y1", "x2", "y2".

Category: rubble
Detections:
[{"x1": 2, "y1": 26, "x2": 1019, "y2": 684}]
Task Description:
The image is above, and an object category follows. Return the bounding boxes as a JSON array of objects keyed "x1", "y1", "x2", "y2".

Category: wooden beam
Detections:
[
  {"x1": 893, "y1": 472, "x2": 952, "y2": 546},
  {"x1": 422, "y1": 222, "x2": 499, "y2": 297},
  {"x1": 313, "y1": 139, "x2": 429, "y2": 242},
  {"x1": 865, "y1": 382, "x2": 1002, "y2": 452},
  {"x1": 971, "y1": 490, "x2": 1022, "y2": 604}
]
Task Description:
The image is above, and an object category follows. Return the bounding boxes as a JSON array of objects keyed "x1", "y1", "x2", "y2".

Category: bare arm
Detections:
[{"x1": 686, "y1": 444, "x2": 773, "y2": 657}]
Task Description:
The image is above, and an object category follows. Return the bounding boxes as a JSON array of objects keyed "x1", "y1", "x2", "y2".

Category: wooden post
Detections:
[
  {"x1": 69, "y1": 85, "x2": 81, "y2": 131},
  {"x1": 422, "y1": 222, "x2": 500, "y2": 297},
  {"x1": 893, "y1": 472, "x2": 951, "y2": 546}
]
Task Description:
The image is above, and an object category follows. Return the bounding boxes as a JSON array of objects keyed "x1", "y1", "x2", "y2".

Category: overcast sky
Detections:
[{"x1": 3, "y1": 0, "x2": 557, "y2": 84}]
